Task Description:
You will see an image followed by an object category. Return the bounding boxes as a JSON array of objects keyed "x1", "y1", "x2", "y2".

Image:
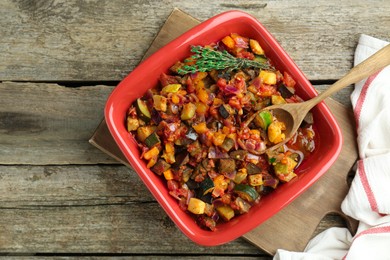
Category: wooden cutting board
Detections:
[{"x1": 89, "y1": 8, "x2": 358, "y2": 255}]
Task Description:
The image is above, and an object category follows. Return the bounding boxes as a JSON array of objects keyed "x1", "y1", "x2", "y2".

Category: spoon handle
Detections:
[{"x1": 307, "y1": 44, "x2": 390, "y2": 109}]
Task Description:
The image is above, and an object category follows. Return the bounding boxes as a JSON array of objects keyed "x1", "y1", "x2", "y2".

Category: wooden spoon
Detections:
[{"x1": 259, "y1": 44, "x2": 390, "y2": 153}]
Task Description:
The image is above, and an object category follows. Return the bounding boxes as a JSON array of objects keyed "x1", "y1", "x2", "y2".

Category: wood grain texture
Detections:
[
  {"x1": 1, "y1": 0, "x2": 389, "y2": 81},
  {"x1": 0, "y1": 164, "x2": 348, "y2": 255},
  {"x1": 0, "y1": 165, "x2": 258, "y2": 254},
  {"x1": 0, "y1": 82, "x2": 117, "y2": 164}
]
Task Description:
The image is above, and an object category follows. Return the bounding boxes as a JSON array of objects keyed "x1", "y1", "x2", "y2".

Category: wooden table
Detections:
[{"x1": 1, "y1": 1, "x2": 389, "y2": 258}]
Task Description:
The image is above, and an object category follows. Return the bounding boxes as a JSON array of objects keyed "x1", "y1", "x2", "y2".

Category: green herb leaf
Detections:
[{"x1": 177, "y1": 46, "x2": 274, "y2": 75}]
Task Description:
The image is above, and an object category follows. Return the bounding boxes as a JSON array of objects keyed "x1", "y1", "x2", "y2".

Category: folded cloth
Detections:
[{"x1": 274, "y1": 34, "x2": 390, "y2": 260}]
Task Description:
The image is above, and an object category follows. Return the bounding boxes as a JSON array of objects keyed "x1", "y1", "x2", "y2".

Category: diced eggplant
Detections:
[
  {"x1": 150, "y1": 159, "x2": 171, "y2": 175},
  {"x1": 229, "y1": 150, "x2": 247, "y2": 161},
  {"x1": 218, "y1": 158, "x2": 236, "y2": 174},
  {"x1": 218, "y1": 104, "x2": 231, "y2": 119},
  {"x1": 278, "y1": 83, "x2": 295, "y2": 99},
  {"x1": 172, "y1": 151, "x2": 189, "y2": 169},
  {"x1": 186, "y1": 179, "x2": 200, "y2": 190},
  {"x1": 151, "y1": 108, "x2": 163, "y2": 125},
  {"x1": 246, "y1": 162, "x2": 261, "y2": 175}
]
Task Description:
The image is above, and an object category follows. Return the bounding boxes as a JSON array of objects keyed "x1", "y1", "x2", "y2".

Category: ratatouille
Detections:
[{"x1": 126, "y1": 33, "x2": 316, "y2": 231}]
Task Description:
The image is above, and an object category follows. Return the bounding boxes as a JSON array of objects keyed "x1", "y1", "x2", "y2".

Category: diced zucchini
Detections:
[
  {"x1": 188, "y1": 198, "x2": 206, "y2": 214},
  {"x1": 220, "y1": 137, "x2": 235, "y2": 152},
  {"x1": 162, "y1": 84, "x2": 181, "y2": 94},
  {"x1": 144, "y1": 132, "x2": 161, "y2": 148},
  {"x1": 181, "y1": 103, "x2": 196, "y2": 120},
  {"x1": 248, "y1": 173, "x2": 263, "y2": 186},
  {"x1": 135, "y1": 98, "x2": 151, "y2": 122},
  {"x1": 254, "y1": 111, "x2": 273, "y2": 130},
  {"x1": 234, "y1": 184, "x2": 259, "y2": 202},
  {"x1": 234, "y1": 168, "x2": 248, "y2": 184},
  {"x1": 126, "y1": 116, "x2": 139, "y2": 132},
  {"x1": 274, "y1": 156, "x2": 298, "y2": 174},
  {"x1": 153, "y1": 95, "x2": 167, "y2": 112},
  {"x1": 216, "y1": 205, "x2": 235, "y2": 221},
  {"x1": 274, "y1": 156, "x2": 298, "y2": 182},
  {"x1": 136, "y1": 126, "x2": 156, "y2": 142}
]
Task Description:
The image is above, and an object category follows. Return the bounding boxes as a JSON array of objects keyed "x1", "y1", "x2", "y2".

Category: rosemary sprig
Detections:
[{"x1": 177, "y1": 46, "x2": 273, "y2": 75}]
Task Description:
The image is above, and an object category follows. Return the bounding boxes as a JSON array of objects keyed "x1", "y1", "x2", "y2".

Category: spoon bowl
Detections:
[{"x1": 261, "y1": 43, "x2": 390, "y2": 153}]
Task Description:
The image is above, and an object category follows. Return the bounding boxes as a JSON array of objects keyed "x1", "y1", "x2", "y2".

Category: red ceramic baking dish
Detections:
[{"x1": 105, "y1": 10, "x2": 342, "y2": 246}]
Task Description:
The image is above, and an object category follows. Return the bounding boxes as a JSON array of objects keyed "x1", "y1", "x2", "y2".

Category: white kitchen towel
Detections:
[{"x1": 274, "y1": 34, "x2": 390, "y2": 260}]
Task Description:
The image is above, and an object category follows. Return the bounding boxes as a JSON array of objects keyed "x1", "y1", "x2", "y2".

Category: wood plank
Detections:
[
  {"x1": 0, "y1": 165, "x2": 259, "y2": 255},
  {"x1": 1, "y1": 1, "x2": 389, "y2": 81},
  {"x1": 0, "y1": 82, "x2": 352, "y2": 165},
  {"x1": 0, "y1": 82, "x2": 117, "y2": 164},
  {"x1": 0, "y1": 164, "x2": 345, "y2": 255}
]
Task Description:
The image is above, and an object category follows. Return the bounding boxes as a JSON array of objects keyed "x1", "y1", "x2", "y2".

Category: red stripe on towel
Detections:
[
  {"x1": 343, "y1": 226, "x2": 390, "y2": 259},
  {"x1": 358, "y1": 160, "x2": 379, "y2": 213},
  {"x1": 353, "y1": 70, "x2": 382, "y2": 129}
]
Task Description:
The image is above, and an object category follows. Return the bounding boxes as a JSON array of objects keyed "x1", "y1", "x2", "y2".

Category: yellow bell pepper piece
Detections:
[{"x1": 259, "y1": 70, "x2": 277, "y2": 85}]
